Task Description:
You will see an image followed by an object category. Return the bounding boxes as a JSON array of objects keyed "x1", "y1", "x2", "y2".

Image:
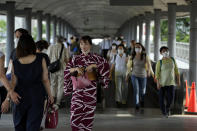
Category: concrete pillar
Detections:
[
  {"x1": 145, "y1": 12, "x2": 151, "y2": 56},
  {"x1": 46, "y1": 13, "x2": 51, "y2": 43},
  {"x1": 61, "y1": 20, "x2": 64, "y2": 36},
  {"x1": 127, "y1": 20, "x2": 131, "y2": 45},
  {"x1": 62, "y1": 21, "x2": 65, "y2": 37},
  {"x1": 139, "y1": 15, "x2": 143, "y2": 43},
  {"x1": 134, "y1": 16, "x2": 138, "y2": 41},
  {"x1": 37, "y1": 11, "x2": 43, "y2": 41},
  {"x1": 167, "y1": 3, "x2": 177, "y2": 58},
  {"x1": 58, "y1": 18, "x2": 61, "y2": 36},
  {"x1": 52, "y1": 16, "x2": 57, "y2": 44},
  {"x1": 130, "y1": 18, "x2": 135, "y2": 41},
  {"x1": 24, "y1": 8, "x2": 32, "y2": 34},
  {"x1": 189, "y1": 1, "x2": 197, "y2": 85},
  {"x1": 6, "y1": 1, "x2": 15, "y2": 66},
  {"x1": 154, "y1": 9, "x2": 161, "y2": 61},
  {"x1": 65, "y1": 22, "x2": 68, "y2": 39}
]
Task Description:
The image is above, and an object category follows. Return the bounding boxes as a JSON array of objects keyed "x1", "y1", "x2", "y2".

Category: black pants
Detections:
[
  {"x1": 0, "y1": 86, "x2": 7, "y2": 118},
  {"x1": 159, "y1": 85, "x2": 175, "y2": 115},
  {"x1": 102, "y1": 49, "x2": 109, "y2": 59}
]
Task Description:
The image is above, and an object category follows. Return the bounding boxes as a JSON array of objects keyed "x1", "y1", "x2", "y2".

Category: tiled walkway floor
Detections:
[{"x1": 1, "y1": 108, "x2": 197, "y2": 131}]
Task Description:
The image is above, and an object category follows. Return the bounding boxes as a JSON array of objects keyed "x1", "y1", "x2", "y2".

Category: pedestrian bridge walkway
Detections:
[{"x1": 1, "y1": 108, "x2": 197, "y2": 131}]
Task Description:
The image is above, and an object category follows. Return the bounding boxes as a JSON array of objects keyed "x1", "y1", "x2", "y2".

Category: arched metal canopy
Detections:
[{"x1": 0, "y1": 0, "x2": 188, "y2": 37}]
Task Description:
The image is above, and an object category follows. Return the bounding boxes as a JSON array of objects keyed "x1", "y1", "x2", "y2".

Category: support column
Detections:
[
  {"x1": 61, "y1": 20, "x2": 64, "y2": 36},
  {"x1": 65, "y1": 22, "x2": 68, "y2": 38},
  {"x1": 52, "y1": 16, "x2": 57, "y2": 44},
  {"x1": 24, "y1": 8, "x2": 32, "y2": 34},
  {"x1": 128, "y1": 20, "x2": 131, "y2": 45},
  {"x1": 130, "y1": 18, "x2": 135, "y2": 41},
  {"x1": 58, "y1": 18, "x2": 61, "y2": 36},
  {"x1": 37, "y1": 11, "x2": 43, "y2": 41},
  {"x1": 46, "y1": 13, "x2": 51, "y2": 43},
  {"x1": 139, "y1": 15, "x2": 143, "y2": 43},
  {"x1": 6, "y1": 1, "x2": 15, "y2": 66},
  {"x1": 154, "y1": 9, "x2": 161, "y2": 61},
  {"x1": 62, "y1": 21, "x2": 65, "y2": 37},
  {"x1": 189, "y1": 1, "x2": 197, "y2": 85},
  {"x1": 145, "y1": 12, "x2": 151, "y2": 56},
  {"x1": 134, "y1": 16, "x2": 138, "y2": 41},
  {"x1": 167, "y1": 3, "x2": 177, "y2": 58}
]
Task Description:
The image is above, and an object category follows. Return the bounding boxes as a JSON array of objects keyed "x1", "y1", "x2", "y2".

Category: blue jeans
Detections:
[
  {"x1": 159, "y1": 85, "x2": 175, "y2": 115},
  {"x1": 131, "y1": 75, "x2": 147, "y2": 107}
]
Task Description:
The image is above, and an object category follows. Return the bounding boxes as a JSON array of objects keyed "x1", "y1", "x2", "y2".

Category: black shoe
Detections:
[
  {"x1": 135, "y1": 106, "x2": 140, "y2": 112},
  {"x1": 140, "y1": 101, "x2": 144, "y2": 108},
  {"x1": 116, "y1": 102, "x2": 121, "y2": 108},
  {"x1": 40, "y1": 126, "x2": 44, "y2": 130}
]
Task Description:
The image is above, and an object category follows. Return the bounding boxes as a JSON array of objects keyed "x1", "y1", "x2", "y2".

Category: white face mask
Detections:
[
  {"x1": 118, "y1": 49, "x2": 124, "y2": 54},
  {"x1": 14, "y1": 38, "x2": 19, "y2": 47},
  {"x1": 162, "y1": 51, "x2": 169, "y2": 57},
  {"x1": 135, "y1": 48, "x2": 142, "y2": 53},
  {"x1": 112, "y1": 46, "x2": 116, "y2": 50},
  {"x1": 42, "y1": 49, "x2": 48, "y2": 54}
]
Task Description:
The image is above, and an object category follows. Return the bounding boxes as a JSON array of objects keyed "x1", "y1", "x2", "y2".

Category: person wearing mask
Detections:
[
  {"x1": 0, "y1": 51, "x2": 19, "y2": 117},
  {"x1": 110, "y1": 44, "x2": 128, "y2": 107},
  {"x1": 10, "y1": 28, "x2": 29, "y2": 61},
  {"x1": 101, "y1": 37, "x2": 111, "y2": 59},
  {"x1": 126, "y1": 43, "x2": 154, "y2": 112},
  {"x1": 8, "y1": 34, "x2": 54, "y2": 130},
  {"x1": 6, "y1": 28, "x2": 29, "y2": 80},
  {"x1": 155, "y1": 46, "x2": 180, "y2": 118},
  {"x1": 64, "y1": 36, "x2": 109, "y2": 131},
  {"x1": 47, "y1": 36, "x2": 68, "y2": 110},
  {"x1": 107, "y1": 43, "x2": 117, "y2": 66}
]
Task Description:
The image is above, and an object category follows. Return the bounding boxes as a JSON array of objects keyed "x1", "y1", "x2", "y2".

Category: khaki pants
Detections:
[{"x1": 50, "y1": 70, "x2": 64, "y2": 105}]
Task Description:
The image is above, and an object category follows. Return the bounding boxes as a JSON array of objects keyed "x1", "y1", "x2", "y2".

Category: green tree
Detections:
[{"x1": 0, "y1": 20, "x2": 6, "y2": 42}]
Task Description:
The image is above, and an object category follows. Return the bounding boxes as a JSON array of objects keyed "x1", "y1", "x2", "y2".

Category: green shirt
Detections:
[{"x1": 155, "y1": 58, "x2": 179, "y2": 87}]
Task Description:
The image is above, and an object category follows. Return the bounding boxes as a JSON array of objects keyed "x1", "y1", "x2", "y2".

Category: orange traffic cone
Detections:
[
  {"x1": 185, "y1": 80, "x2": 189, "y2": 108},
  {"x1": 187, "y1": 82, "x2": 197, "y2": 112}
]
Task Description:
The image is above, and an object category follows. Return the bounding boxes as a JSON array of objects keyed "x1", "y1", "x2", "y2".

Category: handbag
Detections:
[
  {"x1": 45, "y1": 104, "x2": 58, "y2": 129},
  {"x1": 48, "y1": 44, "x2": 64, "y2": 73},
  {"x1": 71, "y1": 75, "x2": 91, "y2": 90}
]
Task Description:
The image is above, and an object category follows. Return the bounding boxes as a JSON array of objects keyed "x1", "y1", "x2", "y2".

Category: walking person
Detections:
[
  {"x1": 110, "y1": 44, "x2": 128, "y2": 107},
  {"x1": 127, "y1": 43, "x2": 154, "y2": 112},
  {"x1": 64, "y1": 36, "x2": 109, "y2": 131},
  {"x1": 10, "y1": 34, "x2": 54, "y2": 131},
  {"x1": 155, "y1": 46, "x2": 180, "y2": 118},
  {"x1": 47, "y1": 36, "x2": 68, "y2": 110}
]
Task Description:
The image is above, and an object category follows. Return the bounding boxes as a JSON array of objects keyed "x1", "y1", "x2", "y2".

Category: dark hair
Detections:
[
  {"x1": 131, "y1": 42, "x2": 146, "y2": 60},
  {"x1": 16, "y1": 34, "x2": 36, "y2": 58},
  {"x1": 111, "y1": 43, "x2": 117, "y2": 50},
  {"x1": 14, "y1": 28, "x2": 29, "y2": 35},
  {"x1": 35, "y1": 40, "x2": 49, "y2": 51},
  {"x1": 160, "y1": 46, "x2": 169, "y2": 53},
  {"x1": 70, "y1": 36, "x2": 74, "y2": 40},
  {"x1": 56, "y1": 36, "x2": 63, "y2": 43},
  {"x1": 117, "y1": 44, "x2": 126, "y2": 52},
  {"x1": 80, "y1": 36, "x2": 92, "y2": 45}
]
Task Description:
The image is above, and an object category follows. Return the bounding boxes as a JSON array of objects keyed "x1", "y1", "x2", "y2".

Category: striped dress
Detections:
[{"x1": 64, "y1": 53, "x2": 109, "y2": 131}]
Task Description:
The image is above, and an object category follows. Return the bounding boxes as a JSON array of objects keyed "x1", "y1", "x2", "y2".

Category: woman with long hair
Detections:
[{"x1": 127, "y1": 42, "x2": 153, "y2": 112}]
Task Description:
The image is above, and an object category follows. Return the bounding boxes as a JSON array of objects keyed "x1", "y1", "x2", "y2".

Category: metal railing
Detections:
[{"x1": 150, "y1": 41, "x2": 189, "y2": 63}]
